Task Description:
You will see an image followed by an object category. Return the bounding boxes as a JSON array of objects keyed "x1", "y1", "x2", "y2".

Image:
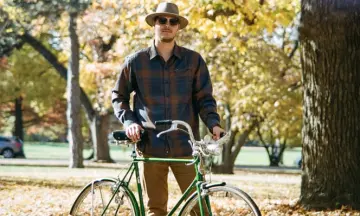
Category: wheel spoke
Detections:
[
  {"x1": 70, "y1": 180, "x2": 136, "y2": 216},
  {"x1": 99, "y1": 186, "x2": 105, "y2": 210}
]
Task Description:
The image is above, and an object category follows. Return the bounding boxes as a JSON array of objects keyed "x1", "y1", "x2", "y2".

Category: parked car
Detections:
[{"x1": 0, "y1": 136, "x2": 25, "y2": 158}]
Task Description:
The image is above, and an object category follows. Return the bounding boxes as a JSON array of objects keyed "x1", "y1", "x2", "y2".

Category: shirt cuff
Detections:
[{"x1": 207, "y1": 119, "x2": 221, "y2": 133}]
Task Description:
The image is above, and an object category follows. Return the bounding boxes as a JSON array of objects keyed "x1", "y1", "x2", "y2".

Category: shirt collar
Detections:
[
  {"x1": 149, "y1": 42, "x2": 158, "y2": 60},
  {"x1": 149, "y1": 41, "x2": 182, "y2": 60}
]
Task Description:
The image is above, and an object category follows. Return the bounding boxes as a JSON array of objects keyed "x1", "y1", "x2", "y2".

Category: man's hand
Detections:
[
  {"x1": 126, "y1": 123, "x2": 143, "y2": 142},
  {"x1": 212, "y1": 126, "x2": 225, "y2": 141}
]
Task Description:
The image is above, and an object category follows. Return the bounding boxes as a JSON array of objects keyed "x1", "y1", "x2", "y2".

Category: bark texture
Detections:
[
  {"x1": 299, "y1": 0, "x2": 360, "y2": 209},
  {"x1": 90, "y1": 113, "x2": 111, "y2": 162},
  {"x1": 67, "y1": 11, "x2": 83, "y2": 168},
  {"x1": 22, "y1": 31, "x2": 112, "y2": 162},
  {"x1": 14, "y1": 96, "x2": 24, "y2": 141}
]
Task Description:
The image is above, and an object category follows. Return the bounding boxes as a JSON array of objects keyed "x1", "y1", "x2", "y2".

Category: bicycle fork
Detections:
[{"x1": 197, "y1": 182, "x2": 227, "y2": 216}]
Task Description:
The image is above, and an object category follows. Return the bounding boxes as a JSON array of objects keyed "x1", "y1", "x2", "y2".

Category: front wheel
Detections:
[
  {"x1": 70, "y1": 178, "x2": 138, "y2": 216},
  {"x1": 180, "y1": 185, "x2": 261, "y2": 216}
]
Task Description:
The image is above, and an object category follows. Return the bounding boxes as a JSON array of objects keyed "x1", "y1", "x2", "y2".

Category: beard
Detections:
[{"x1": 160, "y1": 36, "x2": 175, "y2": 43}]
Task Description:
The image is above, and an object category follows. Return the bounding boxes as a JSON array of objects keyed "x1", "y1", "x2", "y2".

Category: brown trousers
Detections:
[{"x1": 142, "y1": 156, "x2": 196, "y2": 216}]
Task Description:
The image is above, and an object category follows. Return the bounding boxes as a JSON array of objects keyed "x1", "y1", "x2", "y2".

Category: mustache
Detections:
[{"x1": 161, "y1": 27, "x2": 172, "y2": 32}]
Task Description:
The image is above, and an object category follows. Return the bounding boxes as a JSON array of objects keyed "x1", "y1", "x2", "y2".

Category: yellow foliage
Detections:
[{"x1": 2, "y1": 0, "x2": 302, "y2": 144}]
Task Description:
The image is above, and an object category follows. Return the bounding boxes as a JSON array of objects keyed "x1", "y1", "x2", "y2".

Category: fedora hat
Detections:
[{"x1": 145, "y1": 2, "x2": 188, "y2": 29}]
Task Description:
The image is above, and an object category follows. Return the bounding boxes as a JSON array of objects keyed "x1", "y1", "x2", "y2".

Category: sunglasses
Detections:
[{"x1": 156, "y1": 16, "x2": 180, "y2": 26}]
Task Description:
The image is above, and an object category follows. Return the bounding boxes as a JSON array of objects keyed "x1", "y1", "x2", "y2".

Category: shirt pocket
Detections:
[{"x1": 173, "y1": 67, "x2": 193, "y2": 101}]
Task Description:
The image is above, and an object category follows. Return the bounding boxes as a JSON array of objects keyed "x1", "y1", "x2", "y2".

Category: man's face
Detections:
[{"x1": 154, "y1": 16, "x2": 180, "y2": 43}]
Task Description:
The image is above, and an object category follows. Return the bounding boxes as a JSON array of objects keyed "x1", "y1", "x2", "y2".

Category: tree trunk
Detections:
[
  {"x1": 90, "y1": 113, "x2": 112, "y2": 162},
  {"x1": 268, "y1": 142, "x2": 286, "y2": 167},
  {"x1": 67, "y1": 11, "x2": 83, "y2": 168},
  {"x1": 14, "y1": 96, "x2": 24, "y2": 141},
  {"x1": 299, "y1": 0, "x2": 360, "y2": 209},
  {"x1": 212, "y1": 101, "x2": 258, "y2": 174},
  {"x1": 213, "y1": 121, "x2": 257, "y2": 174},
  {"x1": 21, "y1": 33, "x2": 112, "y2": 163},
  {"x1": 258, "y1": 129, "x2": 287, "y2": 167}
]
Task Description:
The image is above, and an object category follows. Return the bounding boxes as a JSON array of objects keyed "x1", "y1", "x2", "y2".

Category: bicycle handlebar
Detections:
[
  {"x1": 113, "y1": 120, "x2": 231, "y2": 157},
  {"x1": 156, "y1": 120, "x2": 197, "y2": 145},
  {"x1": 154, "y1": 120, "x2": 231, "y2": 157}
]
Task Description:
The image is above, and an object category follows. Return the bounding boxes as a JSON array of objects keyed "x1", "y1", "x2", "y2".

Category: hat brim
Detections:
[{"x1": 145, "y1": 12, "x2": 188, "y2": 29}]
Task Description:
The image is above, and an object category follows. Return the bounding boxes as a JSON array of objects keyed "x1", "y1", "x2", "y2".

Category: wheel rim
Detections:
[
  {"x1": 3, "y1": 149, "x2": 14, "y2": 158},
  {"x1": 71, "y1": 180, "x2": 135, "y2": 216},
  {"x1": 181, "y1": 186, "x2": 260, "y2": 216}
]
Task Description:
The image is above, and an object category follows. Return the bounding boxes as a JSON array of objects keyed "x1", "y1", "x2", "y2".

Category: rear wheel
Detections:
[
  {"x1": 70, "y1": 179, "x2": 137, "y2": 216},
  {"x1": 180, "y1": 185, "x2": 261, "y2": 216},
  {"x1": 3, "y1": 149, "x2": 14, "y2": 158}
]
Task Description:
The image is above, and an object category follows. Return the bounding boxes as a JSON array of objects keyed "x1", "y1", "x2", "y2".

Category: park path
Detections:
[{"x1": 0, "y1": 158, "x2": 300, "y2": 185}]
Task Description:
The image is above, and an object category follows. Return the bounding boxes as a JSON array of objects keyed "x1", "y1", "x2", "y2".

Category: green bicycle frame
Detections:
[{"x1": 101, "y1": 147, "x2": 212, "y2": 216}]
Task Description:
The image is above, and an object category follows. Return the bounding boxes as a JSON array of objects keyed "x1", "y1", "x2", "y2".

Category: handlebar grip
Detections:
[
  {"x1": 112, "y1": 130, "x2": 130, "y2": 141},
  {"x1": 155, "y1": 120, "x2": 172, "y2": 126},
  {"x1": 112, "y1": 130, "x2": 146, "y2": 141}
]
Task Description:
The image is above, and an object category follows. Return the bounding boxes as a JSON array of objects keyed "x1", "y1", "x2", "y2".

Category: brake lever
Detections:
[{"x1": 156, "y1": 123, "x2": 179, "y2": 138}]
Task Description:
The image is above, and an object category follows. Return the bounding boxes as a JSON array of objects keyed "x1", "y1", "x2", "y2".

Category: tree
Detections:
[
  {"x1": 64, "y1": 0, "x2": 302, "y2": 171},
  {"x1": 67, "y1": 0, "x2": 84, "y2": 168},
  {"x1": 1, "y1": 0, "x2": 91, "y2": 167},
  {"x1": 0, "y1": 43, "x2": 67, "y2": 138},
  {"x1": 1, "y1": 0, "x2": 114, "y2": 163},
  {"x1": 299, "y1": 0, "x2": 360, "y2": 209},
  {"x1": 187, "y1": 1, "x2": 301, "y2": 172},
  {"x1": 1, "y1": 0, "x2": 302, "y2": 171}
]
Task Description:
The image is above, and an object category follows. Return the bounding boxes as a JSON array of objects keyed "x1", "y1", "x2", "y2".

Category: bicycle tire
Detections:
[
  {"x1": 180, "y1": 185, "x2": 261, "y2": 216},
  {"x1": 70, "y1": 178, "x2": 137, "y2": 216}
]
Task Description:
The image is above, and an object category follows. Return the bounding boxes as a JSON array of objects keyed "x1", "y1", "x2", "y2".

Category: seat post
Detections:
[{"x1": 131, "y1": 144, "x2": 137, "y2": 159}]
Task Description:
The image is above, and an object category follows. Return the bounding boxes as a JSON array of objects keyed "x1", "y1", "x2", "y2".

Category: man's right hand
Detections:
[{"x1": 126, "y1": 123, "x2": 143, "y2": 142}]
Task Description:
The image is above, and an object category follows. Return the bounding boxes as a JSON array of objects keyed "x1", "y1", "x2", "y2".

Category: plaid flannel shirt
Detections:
[{"x1": 111, "y1": 42, "x2": 220, "y2": 157}]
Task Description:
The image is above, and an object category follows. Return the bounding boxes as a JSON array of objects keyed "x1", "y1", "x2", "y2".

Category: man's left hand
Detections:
[{"x1": 212, "y1": 126, "x2": 225, "y2": 141}]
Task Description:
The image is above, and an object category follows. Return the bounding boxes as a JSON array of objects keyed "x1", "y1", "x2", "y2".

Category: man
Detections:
[{"x1": 112, "y1": 2, "x2": 224, "y2": 215}]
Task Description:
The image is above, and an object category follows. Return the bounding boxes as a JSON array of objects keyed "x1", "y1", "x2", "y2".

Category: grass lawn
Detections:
[{"x1": 22, "y1": 142, "x2": 301, "y2": 167}]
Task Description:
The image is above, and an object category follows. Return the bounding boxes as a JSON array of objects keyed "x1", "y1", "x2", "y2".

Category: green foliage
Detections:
[
  {"x1": 0, "y1": 43, "x2": 67, "y2": 135},
  {"x1": 0, "y1": 8, "x2": 22, "y2": 57},
  {"x1": 10, "y1": 0, "x2": 91, "y2": 17},
  {"x1": 0, "y1": 44, "x2": 65, "y2": 106},
  {"x1": 1, "y1": 0, "x2": 302, "y2": 146}
]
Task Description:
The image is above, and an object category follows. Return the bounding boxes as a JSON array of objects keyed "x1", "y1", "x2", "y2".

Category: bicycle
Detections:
[{"x1": 69, "y1": 120, "x2": 261, "y2": 216}]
